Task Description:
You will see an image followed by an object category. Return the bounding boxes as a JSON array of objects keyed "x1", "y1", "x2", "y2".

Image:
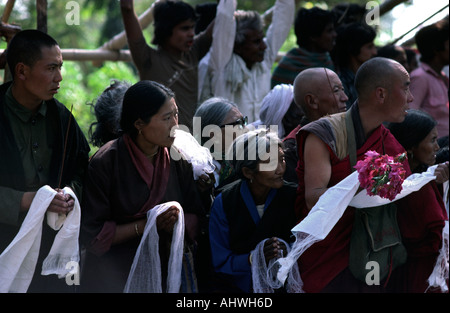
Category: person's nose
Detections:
[
  {"x1": 434, "y1": 142, "x2": 440, "y2": 152},
  {"x1": 276, "y1": 158, "x2": 286, "y2": 175},
  {"x1": 340, "y1": 90, "x2": 349, "y2": 103},
  {"x1": 54, "y1": 68, "x2": 63, "y2": 83},
  {"x1": 407, "y1": 89, "x2": 414, "y2": 103}
]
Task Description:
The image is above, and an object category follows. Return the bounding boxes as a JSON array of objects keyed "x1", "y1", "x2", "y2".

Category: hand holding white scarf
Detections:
[{"x1": 0, "y1": 185, "x2": 80, "y2": 293}]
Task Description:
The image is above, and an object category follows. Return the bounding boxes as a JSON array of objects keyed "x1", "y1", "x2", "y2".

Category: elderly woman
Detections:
[
  {"x1": 194, "y1": 97, "x2": 248, "y2": 189},
  {"x1": 208, "y1": 129, "x2": 297, "y2": 292},
  {"x1": 80, "y1": 80, "x2": 204, "y2": 292}
]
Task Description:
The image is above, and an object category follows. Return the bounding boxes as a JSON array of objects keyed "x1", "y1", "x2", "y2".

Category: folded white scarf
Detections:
[
  {"x1": 0, "y1": 185, "x2": 80, "y2": 293},
  {"x1": 124, "y1": 201, "x2": 184, "y2": 293}
]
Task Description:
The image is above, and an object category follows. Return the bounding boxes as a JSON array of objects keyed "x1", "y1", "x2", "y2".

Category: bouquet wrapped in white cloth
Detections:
[{"x1": 276, "y1": 165, "x2": 448, "y2": 292}]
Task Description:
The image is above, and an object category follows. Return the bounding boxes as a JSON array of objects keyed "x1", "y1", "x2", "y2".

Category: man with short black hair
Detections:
[{"x1": 0, "y1": 29, "x2": 90, "y2": 292}]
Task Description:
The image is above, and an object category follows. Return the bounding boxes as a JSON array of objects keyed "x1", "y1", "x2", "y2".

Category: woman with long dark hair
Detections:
[{"x1": 80, "y1": 80, "x2": 204, "y2": 292}]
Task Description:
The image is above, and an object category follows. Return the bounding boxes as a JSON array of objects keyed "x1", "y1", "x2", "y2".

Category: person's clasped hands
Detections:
[
  {"x1": 47, "y1": 188, "x2": 75, "y2": 215},
  {"x1": 156, "y1": 205, "x2": 180, "y2": 234},
  {"x1": 263, "y1": 237, "x2": 287, "y2": 264}
]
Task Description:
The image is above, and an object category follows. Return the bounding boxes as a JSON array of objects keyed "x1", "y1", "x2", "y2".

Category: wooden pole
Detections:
[
  {"x1": 0, "y1": 48, "x2": 285, "y2": 63},
  {"x1": 36, "y1": 0, "x2": 48, "y2": 33},
  {"x1": 61, "y1": 49, "x2": 132, "y2": 62},
  {"x1": 390, "y1": 4, "x2": 449, "y2": 45},
  {"x1": 1, "y1": 0, "x2": 18, "y2": 82},
  {"x1": 1, "y1": 0, "x2": 16, "y2": 24}
]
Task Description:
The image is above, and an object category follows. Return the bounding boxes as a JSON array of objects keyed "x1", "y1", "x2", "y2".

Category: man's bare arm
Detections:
[
  {"x1": 120, "y1": 0, "x2": 150, "y2": 70},
  {"x1": 303, "y1": 133, "x2": 332, "y2": 211}
]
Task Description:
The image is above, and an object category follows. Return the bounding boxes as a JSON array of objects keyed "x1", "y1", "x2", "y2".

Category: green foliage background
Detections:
[{"x1": 0, "y1": 0, "x2": 378, "y2": 155}]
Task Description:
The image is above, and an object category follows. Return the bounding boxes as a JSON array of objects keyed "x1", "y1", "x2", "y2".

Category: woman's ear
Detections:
[
  {"x1": 134, "y1": 118, "x2": 144, "y2": 132},
  {"x1": 241, "y1": 167, "x2": 254, "y2": 181}
]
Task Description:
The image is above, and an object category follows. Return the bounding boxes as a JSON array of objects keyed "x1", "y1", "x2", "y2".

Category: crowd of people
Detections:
[{"x1": 0, "y1": 0, "x2": 448, "y2": 294}]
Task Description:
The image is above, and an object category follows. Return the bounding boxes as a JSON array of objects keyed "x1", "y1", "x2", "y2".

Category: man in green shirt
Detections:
[{"x1": 0, "y1": 30, "x2": 90, "y2": 292}]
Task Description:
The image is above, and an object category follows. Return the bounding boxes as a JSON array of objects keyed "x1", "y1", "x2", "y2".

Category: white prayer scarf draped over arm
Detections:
[
  {"x1": 124, "y1": 201, "x2": 184, "y2": 293},
  {"x1": 0, "y1": 186, "x2": 80, "y2": 293},
  {"x1": 276, "y1": 165, "x2": 443, "y2": 289}
]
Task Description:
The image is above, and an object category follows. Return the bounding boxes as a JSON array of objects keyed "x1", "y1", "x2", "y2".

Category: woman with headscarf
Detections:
[{"x1": 252, "y1": 84, "x2": 295, "y2": 139}]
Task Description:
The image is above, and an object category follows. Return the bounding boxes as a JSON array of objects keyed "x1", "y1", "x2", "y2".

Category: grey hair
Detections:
[
  {"x1": 227, "y1": 129, "x2": 282, "y2": 180},
  {"x1": 194, "y1": 97, "x2": 238, "y2": 144},
  {"x1": 234, "y1": 10, "x2": 264, "y2": 47}
]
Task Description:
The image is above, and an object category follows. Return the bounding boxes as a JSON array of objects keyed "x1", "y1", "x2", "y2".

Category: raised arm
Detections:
[
  {"x1": 209, "y1": 0, "x2": 236, "y2": 72},
  {"x1": 120, "y1": 0, "x2": 152, "y2": 72},
  {"x1": 208, "y1": 0, "x2": 237, "y2": 97},
  {"x1": 303, "y1": 133, "x2": 332, "y2": 211},
  {"x1": 264, "y1": 0, "x2": 295, "y2": 64}
]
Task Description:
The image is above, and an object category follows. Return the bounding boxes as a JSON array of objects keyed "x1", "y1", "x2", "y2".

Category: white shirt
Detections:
[{"x1": 198, "y1": 0, "x2": 295, "y2": 122}]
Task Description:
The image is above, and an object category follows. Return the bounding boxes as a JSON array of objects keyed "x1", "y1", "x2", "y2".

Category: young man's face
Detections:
[
  {"x1": 22, "y1": 45, "x2": 63, "y2": 103},
  {"x1": 356, "y1": 41, "x2": 377, "y2": 65},
  {"x1": 312, "y1": 22, "x2": 336, "y2": 52},
  {"x1": 166, "y1": 19, "x2": 196, "y2": 54}
]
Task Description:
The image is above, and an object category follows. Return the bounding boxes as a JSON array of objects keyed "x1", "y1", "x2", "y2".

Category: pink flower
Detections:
[{"x1": 354, "y1": 151, "x2": 407, "y2": 200}]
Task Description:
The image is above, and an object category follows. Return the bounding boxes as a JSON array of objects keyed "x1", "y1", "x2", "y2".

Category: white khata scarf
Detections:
[
  {"x1": 0, "y1": 185, "x2": 80, "y2": 293},
  {"x1": 251, "y1": 238, "x2": 303, "y2": 293},
  {"x1": 124, "y1": 201, "x2": 185, "y2": 293}
]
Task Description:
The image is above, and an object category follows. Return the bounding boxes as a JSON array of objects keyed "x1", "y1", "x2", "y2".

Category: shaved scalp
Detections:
[
  {"x1": 293, "y1": 67, "x2": 335, "y2": 112},
  {"x1": 354, "y1": 57, "x2": 403, "y2": 101}
]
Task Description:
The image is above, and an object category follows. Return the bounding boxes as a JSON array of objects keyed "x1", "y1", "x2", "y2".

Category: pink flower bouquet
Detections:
[{"x1": 354, "y1": 151, "x2": 407, "y2": 201}]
